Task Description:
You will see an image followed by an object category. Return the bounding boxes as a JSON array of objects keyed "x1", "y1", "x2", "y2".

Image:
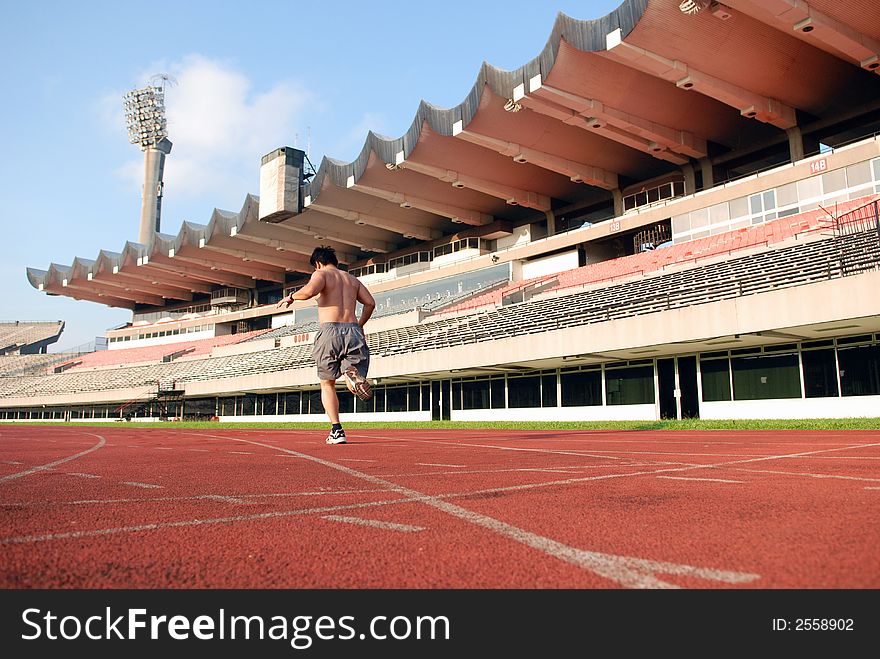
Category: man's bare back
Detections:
[{"x1": 278, "y1": 262, "x2": 375, "y2": 328}]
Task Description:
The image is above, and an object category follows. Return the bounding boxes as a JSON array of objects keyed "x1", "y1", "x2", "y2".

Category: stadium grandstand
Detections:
[{"x1": 5, "y1": 0, "x2": 880, "y2": 423}]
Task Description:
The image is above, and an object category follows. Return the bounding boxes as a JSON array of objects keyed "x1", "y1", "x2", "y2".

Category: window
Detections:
[
  {"x1": 462, "y1": 380, "x2": 490, "y2": 410},
  {"x1": 259, "y1": 394, "x2": 277, "y2": 415},
  {"x1": 387, "y1": 386, "x2": 407, "y2": 412},
  {"x1": 508, "y1": 375, "x2": 541, "y2": 408},
  {"x1": 239, "y1": 394, "x2": 257, "y2": 415},
  {"x1": 560, "y1": 370, "x2": 602, "y2": 407},
  {"x1": 451, "y1": 382, "x2": 462, "y2": 411},
  {"x1": 732, "y1": 353, "x2": 800, "y2": 400},
  {"x1": 541, "y1": 373, "x2": 557, "y2": 407},
  {"x1": 283, "y1": 392, "x2": 301, "y2": 415},
  {"x1": 490, "y1": 378, "x2": 506, "y2": 409},
  {"x1": 700, "y1": 358, "x2": 731, "y2": 402},
  {"x1": 802, "y1": 349, "x2": 839, "y2": 398},
  {"x1": 838, "y1": 344, "x2": 880, "y2": 396},
  {"x1": 338, "y1": 390, "x2": 354, "y2": 414},
  {"x1": 605, "y1": 366, "x2": 654, "y2": 405},
  {"x1": 407, "y1": 385, "x2": 421, "y2": 412}
]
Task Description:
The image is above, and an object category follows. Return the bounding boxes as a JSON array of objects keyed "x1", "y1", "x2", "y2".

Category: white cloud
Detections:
[{"x1": 111, "y1": 54, "x2": 316, "y2": 207}]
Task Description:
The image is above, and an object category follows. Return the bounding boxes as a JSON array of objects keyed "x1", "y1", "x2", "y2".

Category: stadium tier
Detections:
[
  {"x1": 10, "y1": 1, "x2": 880, "y2": 422},
  {"x1": 0, "y1": 321, "x2": 64, "y2": 355}
]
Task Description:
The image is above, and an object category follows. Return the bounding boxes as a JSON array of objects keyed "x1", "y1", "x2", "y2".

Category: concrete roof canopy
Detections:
[{"x1": 28, "y1": 0, "x2": 880, "y2": 310}]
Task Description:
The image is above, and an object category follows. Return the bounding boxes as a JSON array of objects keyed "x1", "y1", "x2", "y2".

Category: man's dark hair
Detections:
[{"x1": 310, "y1": 245, "x2": 338, "y2": 268}]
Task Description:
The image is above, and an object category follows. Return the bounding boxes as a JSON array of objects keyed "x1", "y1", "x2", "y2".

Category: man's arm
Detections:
[
  {"x1": 276, "y1": 270, "x2": 325, "y2": 308},
  {"x1": 356, "y1": 280, "x2": 376, "y2": 328}
]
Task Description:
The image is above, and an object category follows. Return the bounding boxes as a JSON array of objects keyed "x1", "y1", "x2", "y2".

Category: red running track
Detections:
[{"x1": 1, "y1": 426, "x2": 878, "y2": 589}]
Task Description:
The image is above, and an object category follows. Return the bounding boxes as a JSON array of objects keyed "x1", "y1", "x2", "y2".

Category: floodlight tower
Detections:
[{"x1": 123, "y1": 78, "x2": 173, "y2": 244}]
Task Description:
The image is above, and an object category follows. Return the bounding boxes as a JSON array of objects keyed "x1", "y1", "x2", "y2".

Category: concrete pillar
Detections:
[
  {"x1": 787, "y1": 126, "x2": 805, "y2": 163},
  {"x1": 138, "y1": 138, "x2": 172, "y2": 245},
  {"x1": 545, "y1": 209, "x2": 557, "y2": 235},
  {"x1": 681, "y1": 163, "x2": 696, "y2": 195},
  {"x1": 612, "y1": 189, "x2": 623, "y2": 217},
  {"x1": 699, "y1": 157, "x2": 714, "y2": 190}
]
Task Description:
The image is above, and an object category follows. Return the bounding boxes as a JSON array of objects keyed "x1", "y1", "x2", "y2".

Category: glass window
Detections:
[
  {"x1": 822, "y1": 168, "x2": 847, "y2": 194},
  {"x1": 541, "y1": 373, "x2": 557, "y2": 407},
  {"x1": 240, "y1": 394, "x2": 257, "y2": 415},
  {"x1": 259, "y1": 394, "x2": 277, "y2": 415},
  {"x1": 355, "y1": 392, "x2": 374, "y2": 413},
  {"x1": 421, "y1": 384, "x2": 430, "y2": 412},
  {"x1": 338, "y1": 391, "x2": 354, "y2": 414},
  {"x1": 846, "y1": 161, "x2": 872, "y2": 188},
  {"x1": 690, "y1": 208, "x2": 709, "y2": 229},
  {"x1": 709, "y1": 203, "x2": 729, "y2": 224},
  {"x1": 560, "y1": 370, "x2": 602, "y2": 407},
  {"x1": 462, "y1": 380, "x2": 490, "y2": 410},
  {"x1": 838, "y1": 344, "x2": 880, "y2": 396},
  {"x1": 729, "y1": 196, "x2": 749, "y2": 219},
  {"x1": 671, "y1": 214, "x2": 690, "y2": 234},
  {"x1": 732, "y1": 353, "x2": 801, "y2": 400},
  {"x1": 700, "y1": 358, "x2": 732, "y2": 402},
  {"x1": 451, "y1": 382, "x2": 462, "y2": 411},
  {"x1": 407, "y1": 385, "x2": 421, "y2": 412},
  {"x1": 387, "y1": 386, "x2": 407, "y2": 413},
  {"x1": 490, "y1": 378, "x2": 506, "y2": 409},
  {"x1": 776, "y1": 182, "x2": 798, "y2": 207},
  {"x1": 283, "y1": 392, "x2": 301, "y2": 415},
  {"x1": 802, "y1": 349, "x2": 839, "y2": 398},
  {"x1": 304, "y1": 390, "x2": 323, "y2": 414},
  {"x1": 605, "y1": 366, "x2": 654, "y2": 405},
  {"x1": 508, "y1": 375, "x2": 541, "y2": 408}
]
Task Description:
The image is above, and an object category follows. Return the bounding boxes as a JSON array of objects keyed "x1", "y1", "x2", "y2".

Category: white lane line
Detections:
[
  {"x1": 2, "y1": 461, "x2": 24, "y2": 465},
  {"x1": 0, "y1": 435, "x2": 106, "y2": 484},
  {"x1": 153, "y1": 447, "x2": 173, "y2": 450},
  {"x1": 193, "y1": 434, "x2": 760, "y2": 589},
  {"x1": 4, "y1": 489, "x2": 382, "y2": 507},
  {"x1": 229, "y1": 451, "x2": 253, "y2": 455},
  {"x1": 0, "y1": 497, "x2": 414, "y2": 545},
  {"x1": 66, "y1": 472, "x2": 101, "y2": 479},
  {"x1": 416, "y1": 463, "x2": 465, "y2": 468},
  {"x1": 732, "y1": 468, "x2": 880, "y2": 483},
  {"x1": 202, "y1": 494, "x2": 249, "y2": 504},
  {"x1": 658, "y1": 476, "x2": 744, "y2": 484},
  {"x1": 863, "y1": 486, "x2": 880, "y2": 490},
  {"x1": 322, "y1": 515, "x2": 425, "y2": 533},
  {"x1": 121, "y1": 481, "x2": 163, "y2": 489}
]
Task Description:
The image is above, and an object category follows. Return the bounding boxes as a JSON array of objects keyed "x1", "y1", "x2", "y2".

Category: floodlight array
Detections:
[{"x1": 123, "y1": 86, "x2": 167, "y2": 149}]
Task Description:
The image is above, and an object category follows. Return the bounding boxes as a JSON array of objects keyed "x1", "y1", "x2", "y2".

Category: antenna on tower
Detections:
[{"x1": 149, "y1": 73, "x2": 178, "y2": 93}]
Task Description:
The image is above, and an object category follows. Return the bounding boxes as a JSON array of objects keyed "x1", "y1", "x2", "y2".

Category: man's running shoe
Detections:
[
  {"x1": 326, "y1": 427, "x2": 347, "y2": 444},
  {"x1": 344, "y1": 367, "x2": 373, "y2": 401}
]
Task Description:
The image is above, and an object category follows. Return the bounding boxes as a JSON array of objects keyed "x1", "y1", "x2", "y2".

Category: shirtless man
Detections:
[{"x1": 277, "y1": 246, "x2": 375, "y2": 444}]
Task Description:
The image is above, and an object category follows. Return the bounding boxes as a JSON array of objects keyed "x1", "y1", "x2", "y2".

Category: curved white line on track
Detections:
[
  {"x1": 0, "y1": 434, "x2": 106, "y2": 484},
  {"x1": 322, "y1": 515, "x2": 425, "y2": 532},
  {"x1": 192, "y1": 433, "x2": 759, "y2": 589}
]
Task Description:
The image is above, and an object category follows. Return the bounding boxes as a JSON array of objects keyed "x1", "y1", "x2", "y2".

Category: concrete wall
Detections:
[{"x1": 701, "y1": 396, "x2": 880, "y2": 420}]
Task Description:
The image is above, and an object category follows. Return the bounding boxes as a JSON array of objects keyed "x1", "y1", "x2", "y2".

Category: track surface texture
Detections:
[{"x1": 1, "y1": 426, "x2": 878, "y2": 589}]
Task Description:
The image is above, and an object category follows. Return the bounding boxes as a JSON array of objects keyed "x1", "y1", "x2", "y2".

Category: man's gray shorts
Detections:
[{"x1": 312, "y1": 322, "x2": 370, "y2": 381}]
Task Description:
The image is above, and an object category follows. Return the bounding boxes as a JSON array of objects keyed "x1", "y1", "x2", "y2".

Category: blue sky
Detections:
[{"x1": 0, "y1": 0, "x2": 620, "y2": 351}]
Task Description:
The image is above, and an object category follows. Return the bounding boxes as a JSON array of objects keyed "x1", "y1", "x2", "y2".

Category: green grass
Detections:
[{"x1": 10, "y1": 418, "x2": 880, "y2": 431}]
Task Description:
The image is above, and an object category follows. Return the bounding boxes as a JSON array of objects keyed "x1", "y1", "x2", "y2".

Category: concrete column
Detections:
[
  {"x1": 545, "y1": 209, "x2": 556, "y2": 235},
  {"x1": 699, "y1": 157, "x2": 714, "y2": 190},
  {"x1": 681, "y1": 163, "x2": 695, "y2": 195},
  {"x1": 612, "y1": 189, "x2": 623, "y2": 217},
  {"x1": 787, "y1": 126, "x2": 805, "y2": 163},
  {"x1": 138, "y1": 138, "x2": 172, "y2": 245}
]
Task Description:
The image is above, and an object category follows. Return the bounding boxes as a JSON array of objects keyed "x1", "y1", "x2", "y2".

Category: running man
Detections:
[{"x1": 277, "y1": 246, "x2": 375, "y2": 444}]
